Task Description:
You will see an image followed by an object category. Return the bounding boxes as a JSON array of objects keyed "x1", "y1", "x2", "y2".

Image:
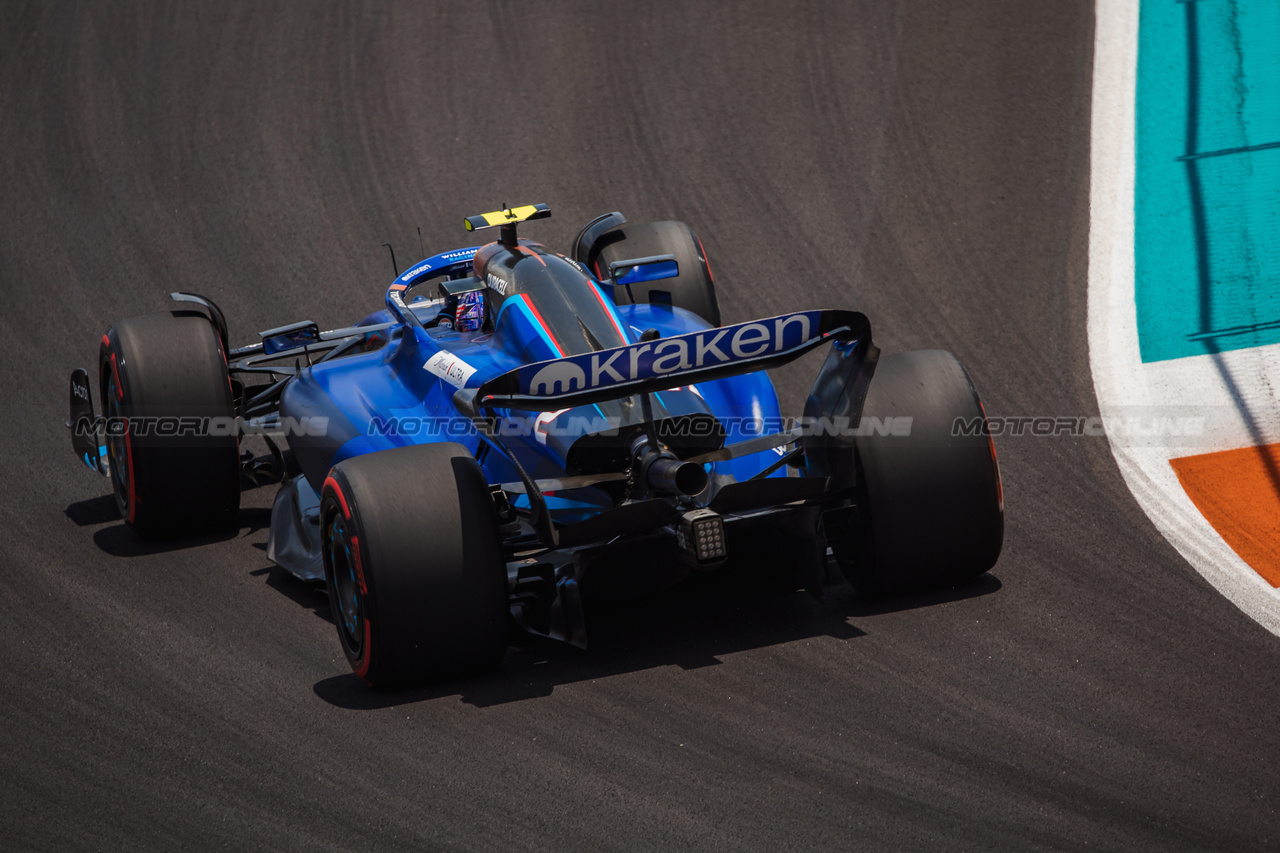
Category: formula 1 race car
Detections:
[{"x1": 68, "y1": 204, "x2": 1003, "y2": 687}]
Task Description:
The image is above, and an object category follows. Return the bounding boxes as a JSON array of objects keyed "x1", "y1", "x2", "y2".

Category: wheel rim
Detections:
[
  {"x1": 327, "y1": 514, "x2": 365, "y2": 656},
  {"x1": 105, "y1": 372, "x2": 130, "y2": 515}
]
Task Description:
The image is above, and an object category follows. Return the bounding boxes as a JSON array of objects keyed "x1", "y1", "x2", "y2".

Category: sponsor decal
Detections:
[
  {"x1": 423, "y1": 351, "x2": 478, "y2": 388},
  {"x1": 486, "y1": 272, "x2": 510, "y2": 295},
  {"x1": 399, "y1": 249, "x2": 477, "y2": 283},
  {"x1": 401, "y1": 262, "x2": 434, "y2": 281},
  {"x1": 519, "y1": 311, "x2": 824, "y2": 396}
]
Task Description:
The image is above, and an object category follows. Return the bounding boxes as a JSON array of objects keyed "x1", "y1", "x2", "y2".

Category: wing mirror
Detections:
[
  {"x1": 609, "y1": 254, "x2": 679, "y2": 287},
  {"x1": 438, "y1": 276, "x2": 486, "y2": 298},
  {"x1": 260, "y1": 320, "x2": 320, "y2": 355}
]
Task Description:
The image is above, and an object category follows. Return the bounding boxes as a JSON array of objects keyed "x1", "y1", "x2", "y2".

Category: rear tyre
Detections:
[
  {"x1": 99, "y1": 311, "x2": 240, "y2": 538},
  {"x1": 320, "y1": 443, "x2": 508, "y2": 688},
  {"x1": 835, "y1": 350, "x2": 1003, "y2": 595},
  {"x1": 593, "y1": 220, "x2": 722, "y2": 327}
]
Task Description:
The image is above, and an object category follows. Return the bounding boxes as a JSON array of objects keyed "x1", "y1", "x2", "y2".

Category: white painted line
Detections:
[{"x1": 1087, "y1": 0, "x2": 1280, "y2": 636}]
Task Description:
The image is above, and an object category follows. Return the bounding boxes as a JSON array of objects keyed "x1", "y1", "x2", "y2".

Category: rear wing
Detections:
[{"x1": 456, "y1": 309, "x2": 871, "y2": 414}]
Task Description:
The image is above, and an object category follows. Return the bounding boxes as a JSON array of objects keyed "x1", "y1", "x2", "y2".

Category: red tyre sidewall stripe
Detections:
[
  {"x1": 350, "y1": 532, "x2": 373, "y2": 680},
  {"x1": 694, "y1": 233, "x2": 715, "y2": 283},
  {"x1": 123, "y1": 417, "x2": 137, "y2": 523},
  {"x1": 356, "y1": 620, "x2": 373, "y2": 680},
  {"x1": 349, "y1": 534, "x2": 369, "y2": 596},
  {"x1": 109, "y1": 353, "x2": 123, "y2": 400},
  {"x1": 105, "y1": 340, "x2": 137, "y2": 523},
  {"x1": 323, "y1": 475, "x2": 373, "y2": 680},
  {"x1": 978, "y1": 400, "x2": 1004, "y2": 513},
  {"x1": 323, "y1": 475, "x2": 352, "y2": 519}
]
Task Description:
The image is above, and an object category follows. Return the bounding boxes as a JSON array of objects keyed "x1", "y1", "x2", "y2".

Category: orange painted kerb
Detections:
[{"x1": 1171, "y1": 443, "x2": 1280, "y2": 588}]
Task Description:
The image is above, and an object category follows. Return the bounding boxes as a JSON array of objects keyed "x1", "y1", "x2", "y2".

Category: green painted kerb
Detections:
[{"x1": 1135, "y1": 0, "x2": 1280, "y2": 363}]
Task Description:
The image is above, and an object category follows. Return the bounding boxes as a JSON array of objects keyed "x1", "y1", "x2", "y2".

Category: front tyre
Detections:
[
  {"x1": 320, "y1": 443, "x2": 508, "y2": 688},
  {"x1": 593, "y1": 220, "x2": 722, "y2": 327},
  {"x1": 99, "y1": 310, "x2": 240, "y2": 538}
]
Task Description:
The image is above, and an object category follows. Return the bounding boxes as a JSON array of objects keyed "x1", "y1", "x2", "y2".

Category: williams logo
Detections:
[
  {"x1": 400, "y1": 249, "x2": 478, "y2": 283},
  {"x1": 517, "y1": 311, "x2": 827, "y2": 396},
  {"x1": 529, "y1": 362, "x2": 586, "y2": 394}
]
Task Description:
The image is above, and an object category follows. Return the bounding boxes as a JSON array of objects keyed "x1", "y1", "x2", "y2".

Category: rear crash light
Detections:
[{"x1": 677, "y1": 508, "x2": 727, "y2": 565}]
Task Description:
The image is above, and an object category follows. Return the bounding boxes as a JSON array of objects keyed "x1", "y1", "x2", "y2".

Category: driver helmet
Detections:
[{"x1": 455, "y1": 289, "x2": 485, "y2": 332}]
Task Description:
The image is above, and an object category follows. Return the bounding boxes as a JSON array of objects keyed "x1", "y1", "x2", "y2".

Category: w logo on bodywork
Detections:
[{"x1": 529, "y1": 361, "x2": 587, "y2": 394}]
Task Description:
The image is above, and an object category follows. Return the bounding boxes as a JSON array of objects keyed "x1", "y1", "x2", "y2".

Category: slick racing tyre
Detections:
[
  {"x1": 320, "y1": 443, "x2": 508, "y2": 688},
  {"x1": 593, "y1": 220, "x2": 722, "y2": 327},
  {"x1": 99, "y1": 310, "x2": 240, "y2": 538},
  {"x1": 835, "y1": 350, "x2": 1003, "y2": 595}
]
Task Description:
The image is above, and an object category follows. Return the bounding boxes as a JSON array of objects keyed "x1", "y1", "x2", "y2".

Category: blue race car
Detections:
[{"x1": 68, "y1": 204, "x2": 1003, "y2": 687}]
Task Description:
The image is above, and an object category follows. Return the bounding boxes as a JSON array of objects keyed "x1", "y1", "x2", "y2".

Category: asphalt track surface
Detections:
[{"x1": 3, "y1": 2, "x2": 1278, "y2": 850}]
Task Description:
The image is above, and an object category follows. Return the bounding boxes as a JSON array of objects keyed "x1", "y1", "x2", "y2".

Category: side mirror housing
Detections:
[
  {"x1": 609, "y1": 254, "x2": 680, "y2": 287},
  {"x1": 260, "y1": 320, "x2": 320, "y2": 355}
]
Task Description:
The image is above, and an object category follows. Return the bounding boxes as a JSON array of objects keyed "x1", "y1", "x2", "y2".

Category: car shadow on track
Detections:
[
  {"x1": 64, "y1": 495, "x2": 274, "y2": 557},
  {"x1": 309, "y1": 570, "x2": 1002, "y2": 710},
  {"x1": 252, "y1": 563, "x2": 333, "y2": 622}
]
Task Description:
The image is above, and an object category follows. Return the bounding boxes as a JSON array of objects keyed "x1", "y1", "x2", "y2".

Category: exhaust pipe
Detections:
[
  {"x1": 647, "y1": 455, "x2": 709, "y2": 497},
  {"x1": 630, "y1": 434, "x2": 709, "y2": 497}
]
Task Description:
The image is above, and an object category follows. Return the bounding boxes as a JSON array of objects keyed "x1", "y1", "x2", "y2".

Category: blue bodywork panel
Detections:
[{"x1": 280, "y1": 241, "x2": 792, "y2": 527}]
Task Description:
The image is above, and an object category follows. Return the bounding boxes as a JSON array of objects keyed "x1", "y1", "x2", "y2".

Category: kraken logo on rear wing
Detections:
[{"x1": 456, "y1": 309, "x2": 872, "y2": 414}]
